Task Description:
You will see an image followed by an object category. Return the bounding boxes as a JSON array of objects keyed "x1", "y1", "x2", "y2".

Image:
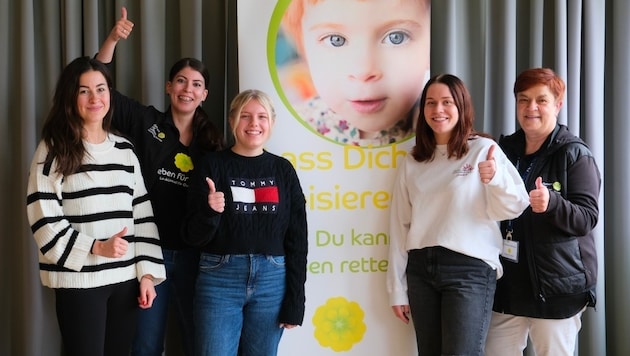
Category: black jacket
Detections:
[
  {"x1": 494, "y1": 124, "x2": 601, "y2": 319},
  {"x1": 111, "y1": 90, "x2": 183, "y2": 189},
  {"x1": 110, "y1": 90, "x2": 208, "y2": 249}
]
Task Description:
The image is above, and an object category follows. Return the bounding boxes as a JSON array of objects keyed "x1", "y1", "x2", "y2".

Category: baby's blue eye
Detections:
[
  {"x1": 386, "y1": 31, "x2": 408, "y2": 45},
  {"x1": 327, "y1": 35, "x2": 346, "y2": 47}
]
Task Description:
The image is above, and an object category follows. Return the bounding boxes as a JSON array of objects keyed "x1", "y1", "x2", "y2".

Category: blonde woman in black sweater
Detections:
[{"x1": 184, "y1": 89, "x2": 308, "y2": 356}]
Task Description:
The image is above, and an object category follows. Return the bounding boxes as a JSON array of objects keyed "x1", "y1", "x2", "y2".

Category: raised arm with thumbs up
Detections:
[
  {"x1": 96, "y1": 6, "x2": 134, "y2": 63},
  {"x1": 90, "y1": 6, "x2": 224, "y2": 356}
]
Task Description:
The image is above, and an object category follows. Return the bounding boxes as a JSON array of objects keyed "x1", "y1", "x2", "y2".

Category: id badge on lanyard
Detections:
[
  {"x1": 501, "y1": 229, "x2": 519, "y2": 263},
  {"x1": 500, "y1": 157, "x2": 534, "y2": 263}
]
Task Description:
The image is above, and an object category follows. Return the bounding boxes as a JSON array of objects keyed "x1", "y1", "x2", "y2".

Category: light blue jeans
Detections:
[
  {"x1": 406, "y1": 246, "x2": 497, "y2": 356},
  {"x1": 131, "y1": 248, "x2": 199, "y2": 356},
  {"x1": 194, "y1": 253, "x2": 286, "y2": 356}
]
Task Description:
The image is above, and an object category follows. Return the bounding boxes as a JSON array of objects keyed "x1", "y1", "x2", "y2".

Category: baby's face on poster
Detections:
[{"x1": 301, "y1": 0, "x2": 430, "y2": 134}]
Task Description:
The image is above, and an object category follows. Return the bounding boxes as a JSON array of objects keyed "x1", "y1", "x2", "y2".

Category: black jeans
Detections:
[
  {"x1": 407, "y1": 247, "x2": 496, "y2": 356},
  {"x1": 55, "y1": 279, "x2": 138, "y2": 356}
]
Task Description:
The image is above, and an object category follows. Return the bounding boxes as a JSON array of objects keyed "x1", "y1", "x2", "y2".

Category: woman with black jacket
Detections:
[
  {"x1": 95, "y1": 7, "x2": 223, "y2": 356},
  {"x1": 485, "y1": 68, "x2": 601, "y2": 356}
]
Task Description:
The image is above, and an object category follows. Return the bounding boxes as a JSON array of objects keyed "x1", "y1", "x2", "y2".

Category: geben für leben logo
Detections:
[{"x1": 174, "y1": 153, "x2": 193, "y2": 172}]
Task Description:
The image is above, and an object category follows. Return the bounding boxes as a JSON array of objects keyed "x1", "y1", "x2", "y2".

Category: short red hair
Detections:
[{"x1": 513, "y1": 68, "x2": 566, "y2": 101}]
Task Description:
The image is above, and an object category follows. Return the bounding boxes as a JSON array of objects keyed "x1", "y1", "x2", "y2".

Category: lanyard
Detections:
[
  {"x1": 506, "y1": 156, "x2": 537, "y2": 237},
  {"x1": 516, "y1": 157, "x2": 536, "y2": 183}
]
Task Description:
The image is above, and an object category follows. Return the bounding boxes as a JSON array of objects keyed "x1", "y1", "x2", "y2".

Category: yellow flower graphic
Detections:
[
  {"x1": 174, "y1": 153, "x2": 194, "y2": 173},
  {"x1": 312, "y1": 297, "x2": 366, "y2": 352}
]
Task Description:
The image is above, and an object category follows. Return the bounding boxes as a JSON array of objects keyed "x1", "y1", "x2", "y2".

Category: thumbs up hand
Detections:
[
  {"x1": 97, "y1": 7, "x2": 134, "y2": 63},
  {"x1": 529, "y1": 177, "x2": 550, "y2": 213},
  {"x1": 92, "y1": 227, "x2": 129, "y2": 258},
  {"x1": 110, "y1": 6, "x2": 134, "y2": 42},
  {"x1": 478, "y1": 145, "x2": 497, "y2": 184},
  {"x1": 206, "y1": 177, "x2": 225, "y2": 213}
]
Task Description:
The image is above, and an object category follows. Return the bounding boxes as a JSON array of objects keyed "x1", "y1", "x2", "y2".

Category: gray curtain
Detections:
[
  {"x1": 0, "y1": 1, "x2": 237, "y2": 355},
  {"x1": 430, "y1": 1, "x2": 610, "y2": 355},
  {"x1": 1, "y1": 0, "x2": 628, "y2": 355}
]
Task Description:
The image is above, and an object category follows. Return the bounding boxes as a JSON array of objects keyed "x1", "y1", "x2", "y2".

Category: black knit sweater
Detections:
[{"x1": 184, "y1": 148, "x2": 308, "y2": 325}]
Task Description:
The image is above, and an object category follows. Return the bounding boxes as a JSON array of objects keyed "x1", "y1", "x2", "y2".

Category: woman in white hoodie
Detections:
[{"x1": 387, "y1": 74, "x2": 529, "y2": 356}]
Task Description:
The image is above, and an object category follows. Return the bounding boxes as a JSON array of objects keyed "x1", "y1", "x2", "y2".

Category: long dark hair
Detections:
[
  {"x1": 412, "y1": 73, "x2": 490, "y2": 162},
  {"x1": 41, "y1": 56, "x2": 113, "y2": 175},
  {"x1": 168, "y1": 57, "x2": 224, "y2": 152}
]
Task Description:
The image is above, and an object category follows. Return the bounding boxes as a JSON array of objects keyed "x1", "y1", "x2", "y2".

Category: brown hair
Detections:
[
  {"x1": 412, "y1": 73, "x2": 491, "y2": 162},
  {"x1": 42, "y1": 56, "x2": 113, "y2": 176}
]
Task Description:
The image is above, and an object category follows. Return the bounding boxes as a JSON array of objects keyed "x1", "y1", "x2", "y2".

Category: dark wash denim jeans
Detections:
[
  {"x1": 131, "y1": 247, "x2": 200, "y2": 356},
  {"x1": 407, "y1": 246, "x2": 497, "y2": 356},
  {"x1": 194, "y1": 253, "x2": 286, "y2": 356}
]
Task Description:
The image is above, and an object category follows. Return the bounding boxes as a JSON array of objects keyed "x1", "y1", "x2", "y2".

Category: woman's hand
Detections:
[
  {"x1": 529, "y1": 176, "x2": 550, "y2": 213},
  {"x1": 91, "y1": 227, "x2": 128, "y2": 258},
  {"x1": 95, "y1": 7, "x2": 134, "y2": 63},
  {"x1": 138, "y1": 275, "x2": 157, "y2": 309},
  {"x1": 109, "y1": 7, "x2": 134, "y2": 42},
  {"x1": 279, "y1": 323, "x2": 298, "y2": 329},
  {"x1": 206, "y1": 178, "x2": 225, "y2": 213},
  {"x1": 478, "y1": 145, "x2": 497, "y2": 184},
  {"x1": 392, "y1": 305, "x2": 411, "y2": 324}
]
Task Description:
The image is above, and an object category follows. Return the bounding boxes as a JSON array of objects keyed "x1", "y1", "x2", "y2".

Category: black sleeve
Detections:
[
  {"x1": 279, "y1": 160, "x2": 308, "y2": 326},
  {"x1": 98, "y1": 57, "x2": 151, "y2": 138},
  {"x1": 543, "y1": 145, "x2": 601, "y2": 237},
  {"x1": 181, "y1": 153, "x2": 221, "y2": 247},
  {"x1": 110, "y1": 89, "x2": 153, "y2": 139}
]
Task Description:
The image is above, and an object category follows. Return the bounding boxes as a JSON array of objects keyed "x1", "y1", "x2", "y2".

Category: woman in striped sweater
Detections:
[{"x1": 25, "y1": 56, "x2": 166, "y2": 356}]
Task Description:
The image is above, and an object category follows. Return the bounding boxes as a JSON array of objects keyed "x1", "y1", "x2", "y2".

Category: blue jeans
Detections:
[
  {"x1": 131, "y1": 248, "x2": 199, "y2": 356},
  {"x1": 406, "y1": 247, "x2": 497, "y2": 356},
  {"x1": 194, "y1": 253, "x2": 286, "y2": 356}
]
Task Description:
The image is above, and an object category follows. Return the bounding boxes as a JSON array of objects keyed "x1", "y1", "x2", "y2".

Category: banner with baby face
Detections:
[{"x1": 238, "y1": 1, "x2": 431, "y2": 354}]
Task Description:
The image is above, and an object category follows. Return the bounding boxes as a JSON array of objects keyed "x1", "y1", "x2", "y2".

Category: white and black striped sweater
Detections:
[{"x1": 26, "y1": 134, "x2": 166, "y2": 289}]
